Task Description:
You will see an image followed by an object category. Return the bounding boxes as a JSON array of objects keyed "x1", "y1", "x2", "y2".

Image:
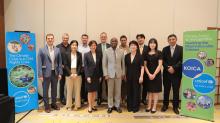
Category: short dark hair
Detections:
[
  {"x1": 70, "y1": 40, "x2": 78, "y2": 46},
  {"x1": 168, "y1": 34, "x2": 177, "y2": 40},
  {"x1": 147, "y1": 38, "x2": 158, "y2": 52},
  {"x1": 136, "y1": 34, "x2": 145, "y2": 39},
  {"x1": 81, "y1": 34, "x2": 88, "y2": 38},
  {"x1": 129, "y1": 40, "x2": 139, "y2": 49},
  {"x1": 88, "y1": 40, "x2": 97, "y2": 46},
  {"x1": 120, "y1": 35, "x2": 127, "y2": 40}
]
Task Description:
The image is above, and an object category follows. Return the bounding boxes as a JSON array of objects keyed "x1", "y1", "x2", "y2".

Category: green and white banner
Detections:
[{"x1": 181, "y1": 30, "x2": 217, "y2": 121}]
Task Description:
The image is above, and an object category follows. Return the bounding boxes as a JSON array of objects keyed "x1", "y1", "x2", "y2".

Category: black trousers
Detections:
[
  {"x1": 98, "y1": 77, "x2": 107, "y2": 100},
  {"x1": 142, "y1": 73, "x2": 147, "y2": 101},
  {"x1": 43, "y1": 71, "x2": 58, "y2": 107},
  {"x1": 121, "y1": 79, "x2": 127, "y2": 100},
  {"x1": 59, "y1": 74, "x2": 66, "y2": 101},
  {"x1": 163, "y1": 74, "x2": 181, "y2": 108},
  {"x1": 127, "y1": 79, "x2": 141, "y2": 111},
  {"x1": 80, "y1": 68, "x2": 88, "y2": 101}
]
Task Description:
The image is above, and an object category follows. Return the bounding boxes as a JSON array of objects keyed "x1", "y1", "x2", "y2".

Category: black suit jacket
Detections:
[
  {"x1": 138, "y1": 45, "x2": 148, "y2": 76},
  {"x1": 84, "y1": 51, "x2": 102, "y2": 78},
  {"x1": 96, "y1": 43, "x2": 111, "y2": 76},
  {"x1": 63, "y1": 51, "x2": 82, "y2": 76},
  {"x1": 162, "y1": 44, "x2": 183, "y2": 79},
  {"x1": 96, "y1": 43, "x2": 111, "y2": 56}
]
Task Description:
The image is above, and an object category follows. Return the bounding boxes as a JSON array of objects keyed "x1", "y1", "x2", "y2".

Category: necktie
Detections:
[
  {"x1": 102, "y1": 44, "x2": 106, "y2": 52},
  {"x1": 114, "y1": 50, "x2": 116, "y2": 61},
  {"x1": 171, "y1": 46, "x2": 174, "y2": 57},
  {"x1": 140, "y1": 46, "x2": 143, "y2": 55},
  {"x1": 114, "y1": 50, "x2": 117, "y2": 77}
]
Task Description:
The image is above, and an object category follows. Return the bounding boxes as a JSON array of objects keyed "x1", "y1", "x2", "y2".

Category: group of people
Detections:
[{"x1": 38, "y1": 32, "x2": 183, "y2": 115}]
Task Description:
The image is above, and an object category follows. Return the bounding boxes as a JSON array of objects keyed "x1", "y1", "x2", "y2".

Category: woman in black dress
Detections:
[
  {"x1": 144, "y1": 38, "x2": 162, "y2": 113},
  {"x1": 84, "y1": 40, "x2": 102, "y2": 113},
  {"x1": 125, "y1": 40, "x2": 144, "y2": 113}
]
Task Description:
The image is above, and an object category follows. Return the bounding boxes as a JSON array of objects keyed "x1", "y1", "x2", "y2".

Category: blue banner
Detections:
[{"x1": 5, "y1": 32, "x2": 38, "y2": 113}]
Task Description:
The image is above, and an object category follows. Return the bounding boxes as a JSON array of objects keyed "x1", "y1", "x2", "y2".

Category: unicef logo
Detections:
[
  {"x1": 193, "y1": 74, "x2": 215, "y2": 94},
  {"x1": 13, "y1": 91, "x2": 30, "y2": 107},
  {"x1": 182, "y1": 59, "x2": 203, "y2": 78}
]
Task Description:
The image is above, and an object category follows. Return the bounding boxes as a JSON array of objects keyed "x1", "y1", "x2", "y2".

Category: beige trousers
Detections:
[{"x1": 65, "y1": 68, "x2": 82, "y2": 108}]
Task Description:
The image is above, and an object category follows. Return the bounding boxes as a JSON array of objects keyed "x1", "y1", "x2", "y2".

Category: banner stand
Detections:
[
  {"x1": 5, "y1": 32, "x2": 38, "y2": 113},
  {"x1": 180, "y1": 30, "x2": 217, "y2": 121}
]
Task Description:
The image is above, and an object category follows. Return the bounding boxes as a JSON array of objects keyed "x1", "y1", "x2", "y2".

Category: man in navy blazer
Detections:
[{"x1": 38, "y1": 33, "x2": 63, "y2": 113}]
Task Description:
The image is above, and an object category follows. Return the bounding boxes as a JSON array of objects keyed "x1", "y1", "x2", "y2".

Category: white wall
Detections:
[
  {"x1": 4, "y1": 0, "x2": 219, "y2": 50},
  {"x1": 44, "y1": 0, "x2": 86, "y2": 44},
  {"x1": 4, "y1": 0, "x2": 44, "y2": 51}
]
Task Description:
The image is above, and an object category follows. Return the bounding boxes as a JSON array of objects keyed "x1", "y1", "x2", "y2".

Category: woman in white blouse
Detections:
[{"x1": 63, "y1": 40, "x2": 82, "y2": 111}]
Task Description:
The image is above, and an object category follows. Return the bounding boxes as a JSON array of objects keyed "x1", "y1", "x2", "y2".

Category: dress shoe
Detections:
[
  {"x1": 88, "y1": 110, "x2": 92, "y2": 113},
  {"x1": 45, "y1": 106, "x2": 51, "y2": 113},
  {"x1": 107, "y1": 108, "x2": 113, "y2": 114},
  {"x1": 133, "y1": 110, "x2": 138, "y2": 113},
  {"x1": 173, "y1": 108, "x2": 179, "y2": 114},
  {"x1": 61, "y1": 99, "x2": 66, "y2": 105},
  {"x1": 73, "y1": 107, "x2": 78, "y2": 111},
  {"x1": 51, "y1": 104, "x2": 60, "y2": 110},
  {"x1": 151, "y1": 109, "x2": 157, "y2": 114},
  {"x1": 115, "y1": 107, "x2": 122, "y2": 113},
  {"x1": 132, "y1": 109, "x2": 139, "y2": 113},
  {"x1": 88, "y1": 107, "x2": 92, "y2": 113},
  {"x1": 92, "y1": 107, "x2": 98, "y2": 111},
  {"x1": 66, "y1": 107, "x2": 72, "y2": 111},
  {"x1": 97, "y1": 98, "x2": 102, "y2": 105},
  {"x1": 112, "y1": 106, "x2": 116, "y2": 110},
  {"x1": 145, "y1": 108, "x2": 151, "y2": 112},
  {"x1": 161, "y1": 105, "x2": 168, "y2": 112}
]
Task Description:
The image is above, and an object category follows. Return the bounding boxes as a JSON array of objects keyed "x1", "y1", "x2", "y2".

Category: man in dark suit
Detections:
[
  {"x1": 96, "y1": 32, "x2": 111, "y2": 105},
  {"x1": 38, "y1": 33, "x2": 63, "y2": 113},
  {"x1": 56, "y1": 33, "x2": 71, "y2": 105},
  {"x1": 136, "y1": 34, "x2": 148, "y2": 105},
  {"x1": 161, "y1": 34, "x2": 183, "y2": 114}
]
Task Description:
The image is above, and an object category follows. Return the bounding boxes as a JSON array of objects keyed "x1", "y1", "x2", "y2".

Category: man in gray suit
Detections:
[
  {"x1": 38, "y1": 33, "x2": 63, "y2": 113},
  {"x1": 102, "y1": 37, "x2": 125, "y2": 113}
]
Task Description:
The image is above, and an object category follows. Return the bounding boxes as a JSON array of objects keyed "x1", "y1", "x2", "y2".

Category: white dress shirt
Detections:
[
  {"x1": 78, "y1": 44, "x2": 90, "y2": 66},
  {"x1": 92, "y1": 53, "x2": 96, "y2": 63},
  {"x1": 170, "y1": 44, "x2": 176, "y2": 57},
  {"x1": 71, "y1": 53, "x2": 77, "y2": 68},
  {"x1": 48, "y1": 45, "x2": 55, "y2": 70}
]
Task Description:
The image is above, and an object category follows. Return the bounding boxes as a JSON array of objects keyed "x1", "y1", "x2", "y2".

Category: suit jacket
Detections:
[
  {"x1": 63, "y1": 51, "x2": 82, "y2": 76},
  {"x1": 96, "y1": 43, "x2": 111, "y2": 76},
  {"x1": 102, "y1": 47, "x2": 125, "y2": 79},
  {"x1": 139, "y1": 44, "x2": 148, "y2": 57},
  {"x1": 38, "y1": 45, "x2": 63, "y2": 78},
  {"x1": 96, "y1": 43, "x2": 111, "y2": 56},
  {"x1": 138, "y1": 45, "x2": 148, "y2": 77},
  {"x1": 84, "y1": 51, "x2": 102, "y2": 78},
  {"x1": 162, "y1": 44, "x2": 183, "y2": 78},
  {"x1": 119, "y1": 45, "x2": 130, "y2": 55},
  {"x1": 56, "y1": 43, "x2": 71, "y2": 76}
]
